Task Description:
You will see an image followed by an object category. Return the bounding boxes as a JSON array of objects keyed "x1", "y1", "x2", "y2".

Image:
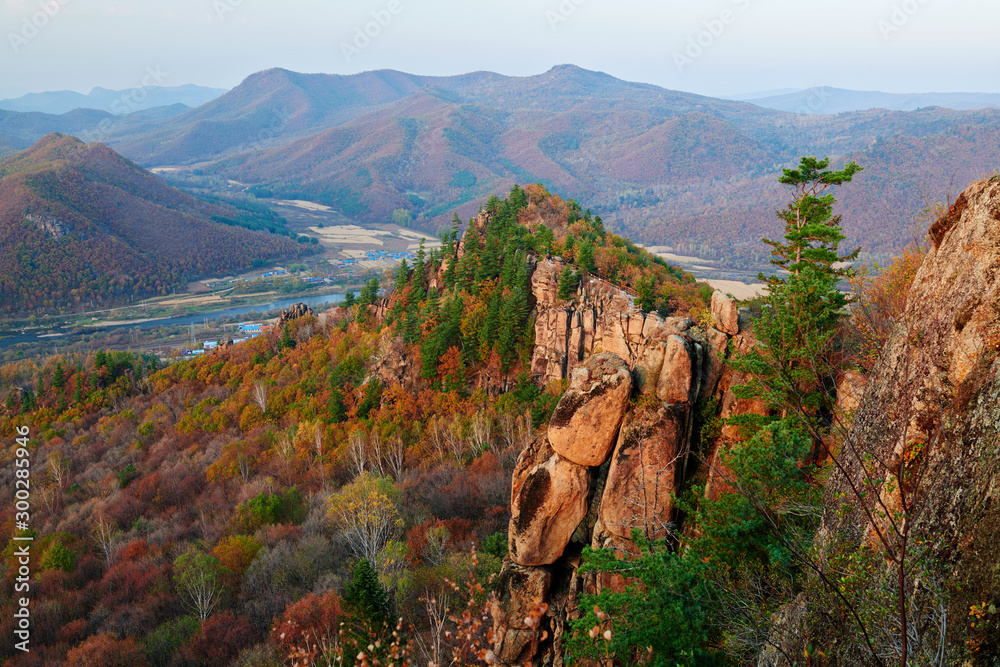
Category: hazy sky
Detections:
[{"x1": 2, "y1": 0, "x2": 998, "y2": 98}]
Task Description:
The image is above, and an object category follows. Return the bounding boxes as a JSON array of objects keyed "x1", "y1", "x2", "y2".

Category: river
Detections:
[{"x1": 0, "y1": 292, "x2": 346, "y2": 352}]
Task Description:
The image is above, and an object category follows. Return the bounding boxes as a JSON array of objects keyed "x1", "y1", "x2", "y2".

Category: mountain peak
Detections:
[{"x1": 544, "y1": 63, "x2": 611, "y2": 79}]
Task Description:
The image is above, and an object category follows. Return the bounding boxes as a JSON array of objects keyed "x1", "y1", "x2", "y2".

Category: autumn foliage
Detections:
[
  {"x1": 848, "y1": 246, "x2": 926, "y2": 370},
  {"x1": 0, "y1": 186, "x2": 705, "y2": 665}
]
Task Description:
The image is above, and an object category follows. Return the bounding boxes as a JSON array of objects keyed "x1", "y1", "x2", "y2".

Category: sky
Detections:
[{"x1": 1, "y1": 0, "x2": 998, "y2": 99}]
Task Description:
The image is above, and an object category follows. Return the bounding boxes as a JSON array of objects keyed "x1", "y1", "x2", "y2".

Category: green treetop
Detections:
[
  {"x1": 763, "y1": 156, "x2": 862, "y2": 281},
  {"x1": 737, "y1": 157, "x2": 863, "y2": 432}
]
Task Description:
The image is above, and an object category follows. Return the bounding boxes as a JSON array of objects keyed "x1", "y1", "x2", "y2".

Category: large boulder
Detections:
[
  {"x1": 711, "y1": 290, "x2": 740, "y2": 335},
  {"x1": 633, "y1": 334, "x2": 696, "y2": 405},
  {"x1": 548, "y1": 354, "x2": 633, "y2": 467},
  {"x1": 509, "y1": 436, "x2": 593, "y2": 567},
  {"x1": 598, "y1": 405, "x2": 687, "y2": 541},
  {"x1": 490, "y1": 562, "x2": 554, "y2": 665},
  {"x1": 700, "y1": 327, "x2": 730, "y2": 399},
  {"x1": 655, "y1": 335, "x2": 696, "y2": 404}
]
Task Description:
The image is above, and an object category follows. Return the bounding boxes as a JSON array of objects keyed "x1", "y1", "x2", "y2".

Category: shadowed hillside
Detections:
[{"x1": 0, "y1": 134, "x2": 303, "y2": 315}]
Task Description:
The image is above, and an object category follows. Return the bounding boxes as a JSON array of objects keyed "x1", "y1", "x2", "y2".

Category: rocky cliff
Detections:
[
  {"x1": 766, "y1": 177, "x2": 1000, "y2": 662},
  {"x1": 530, "y1": 258, "x2": 728, "y2": 394},
  {"x1": 491, "y1": 276, "x2": 756, "y2": 665}
]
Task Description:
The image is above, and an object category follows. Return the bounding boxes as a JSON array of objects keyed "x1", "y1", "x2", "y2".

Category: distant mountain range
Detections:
[
  {"x1": 0, "y1": 85, "x2": 227, "y2": 115},
  {"x1": 4, "y1": 67, "x2": 1000, "y2": 270},
  {"x1": 738, "y1": 86, "x2": 1000, "y2": 114},
  {"x1": 0, "y1": 134, "x2": 301, "y2": 315}
]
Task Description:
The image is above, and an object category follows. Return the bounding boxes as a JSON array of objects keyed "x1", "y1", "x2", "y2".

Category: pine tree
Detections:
[
  {"x1": 557, "y1": 266, "x2": 579, "y2": 300},
  {"x1": 343, "y1": 558, "x2": 391, "y2": 627},
  {"x1": 402, "y1": 305, "x2": 420, "y2": 345},
  {"x1": 20, "y1": 389, "x2": 35, "y2": 413},
  {"x1": 394, "y1": 258, "x2": 410, "y2": 292},
  {"x1": 359, "y1": 277, "x2": 380, "y2": 307},
  {"x1": 459, "y1": 230, "x2": 482, "y2": 291},
  {"x1": 499, "y1": 243, "x2": 520, "y2": 288},
  {"x1": 578, "y1": 241, "x2": 596, "y2": 273},
  {"x1": 52, "y1": 363, "x2": 66, "y2": 391},
  {"x1": 762, "y1": 156, "x2": 862, "y2": 283},
  {"x1": 479, "y1": 292, "x2": 502, "y2": 355},
  {"x1": 412, "y1": 239, "x2": 427, "y2": 299},
  {"x1": 476, "y1": 235, "x2": 502, "y2": 285},
  {"x1": 278, "y1": 326, "x2": 296, "y2": 350},
  {"x1": 498, "y1": 287, "x2": 529, "y2": 371},
  {"x1": 736, "y1": 156, "x2": 863, "y2": 432}
]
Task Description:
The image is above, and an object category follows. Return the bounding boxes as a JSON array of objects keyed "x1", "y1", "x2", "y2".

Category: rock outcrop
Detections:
[
  {"x1": 278, "y1": 302, "x2": 312, "y2": 324},
  {"x1": 547, "y1": 355, "x2": 632, "y2": 467},
  {"x1": 508, "y1": 435, "x2": 594, "y2": 567},
  {"x1": 767, "y1": 177, "x2": 1000, "y2": 662},
  {"x1": 711, "y1": 289, "x2": 741, "y2": 335},
  {"x1": 597, "y1": 404, "x2": 687, "y2": 542},
  {"x1": 493, "y1": 286, "x2": 759, "y2": 665},
  {"x1": 530, "y1": 258, "x2": 697, "y2": 386}
]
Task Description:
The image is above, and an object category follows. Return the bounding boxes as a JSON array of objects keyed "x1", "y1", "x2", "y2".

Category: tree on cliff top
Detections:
[
  {"x1": 763, "y1": 156, "x2": 862, "y2": 281},
  {"x1": 737, "y1": 157, "x2": 862, "y2": 428}
]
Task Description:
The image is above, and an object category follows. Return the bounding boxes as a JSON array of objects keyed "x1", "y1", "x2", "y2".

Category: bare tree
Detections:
[
  {"x1": 497, "y1": 410, "x2": 519, "y2": 449},
  {"x1": 468, "y1": 412, "x2": 493, "y2": 456},
  {"x1": 92, "y1": 513, "x2": 123, "y2": 567},
  {"x1": 414, "y1": 590, "x2": 452, "y2": 667},
  {"x1": 327, "y1": 473, "x2": 402, "y2": 563},
  {"x1": 272, "y1": 428, "x2": 297, "y2": 485},
  {"x1": 237, "y1": 453, "x2": 253, "y2": 485},
  {"x1": 174, "y1": 548, "x2": 225, "y2": 621},
  {"x1": 47, "y1": 451, "x2": 70, "y2": 491},
  {"x1": 444, "y1": 417, "x2": 466, "y2": 461},
  {"x1": 348, "y1": 429, "x2": 370, "y2": 477},
  {"x1": 368, "y1": 428, "x2": 386, "y2": 477},
  {"x1": 313, "y1": 423, "x2": 327, "y2": 490},
  {"x1": 251, "y1": 381, "x2": 268, "y2": 413},
  {"x1": 427, "y1": 416, "x2": 448, "y2": 461},
  {"x1": 385, "y1": 437, "x2": 405, "y2": 481}
]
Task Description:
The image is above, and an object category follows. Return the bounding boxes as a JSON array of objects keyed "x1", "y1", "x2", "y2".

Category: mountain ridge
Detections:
[
  {"x1": 8, "y1": 66, "x2": 1000, "y2": 268},
  {"x1": 0, "y1": 84, "x2": 227, "y2": 115},
  {"x1": 742, "y1": 85, "x2": 1000, "y2": 114}
]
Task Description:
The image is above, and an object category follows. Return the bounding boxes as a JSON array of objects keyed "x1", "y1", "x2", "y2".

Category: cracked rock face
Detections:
[
  {"x1": 547, "y1": 353, "x2": 633, "y2": 467},
  {"x1": 764, "y1": 178, "x2": 1000, "y2": 663},
  {"x1": 508, "y1": 436, "x2": 593, "y2": 567},
  {"x1": 598, "y1": 404, "x2": 687, "y2": 542}
]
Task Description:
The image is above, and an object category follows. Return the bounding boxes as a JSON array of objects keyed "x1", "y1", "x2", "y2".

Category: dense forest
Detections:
[{"x1": 0, "y1": 185, "x2": 707, "y2": 666}]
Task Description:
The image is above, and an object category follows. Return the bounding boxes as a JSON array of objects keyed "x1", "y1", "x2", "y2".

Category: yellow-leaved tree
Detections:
[{"x1": 327, "y1": 473, "x2": 403, "y2": 564}]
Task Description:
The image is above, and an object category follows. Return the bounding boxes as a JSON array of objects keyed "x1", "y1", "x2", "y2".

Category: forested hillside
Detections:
[
  {"x1": 0, "y1": 134, "x2": 303, "y2": 316},
  {"x1": 0, "y1": 185, "x2": 704, "y2": 665}
]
